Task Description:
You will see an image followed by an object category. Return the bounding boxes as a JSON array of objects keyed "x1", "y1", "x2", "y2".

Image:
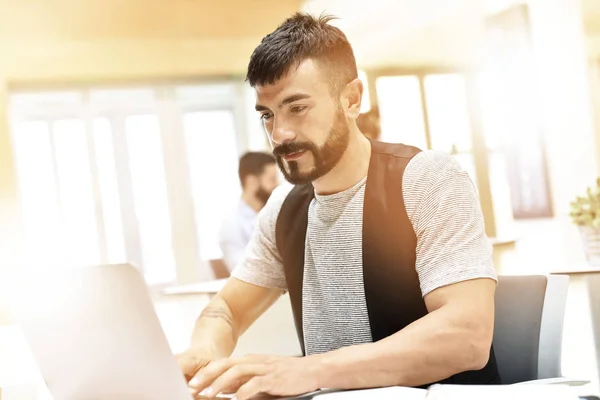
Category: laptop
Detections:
[{"x1": 11, "y1": 263, "x2": 193, "y2": 400}]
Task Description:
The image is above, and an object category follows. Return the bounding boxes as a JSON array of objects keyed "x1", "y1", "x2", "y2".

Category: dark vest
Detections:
[{"x1": 275, "y1": 140, "x2": 500, "y2": 386}]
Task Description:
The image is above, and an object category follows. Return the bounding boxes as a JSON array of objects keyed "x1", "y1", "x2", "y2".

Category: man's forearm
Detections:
[
  {"x1": 189, "y1": 296, "x2": 239, "y2": 358},
  {"x1": 315, "y1": 306, "x2": 492, "y2": 389}
]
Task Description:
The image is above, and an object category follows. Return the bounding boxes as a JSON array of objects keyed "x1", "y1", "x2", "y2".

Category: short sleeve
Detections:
[{"x1": 402, "y1": 151, "x2": 497, "y2": 297}]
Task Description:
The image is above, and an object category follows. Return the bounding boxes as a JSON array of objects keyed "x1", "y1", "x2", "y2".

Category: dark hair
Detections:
[
  {"x1": 238, "y1": 151, "x2": 276, "y2": 187},
  {"x1": 356, "y1": 105, "x2": 381, "y2": 140},
  {"x1": 246, "y1": 12, "x2": 358, "y2": 94}
]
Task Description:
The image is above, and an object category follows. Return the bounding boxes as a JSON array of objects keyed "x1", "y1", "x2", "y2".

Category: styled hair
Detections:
[
  {"x1": 246, "y1": 12, "x2": 358, "y2": 94},
  {"x1": 238, "y1": 151, "x2": 276, "y2": 187}
]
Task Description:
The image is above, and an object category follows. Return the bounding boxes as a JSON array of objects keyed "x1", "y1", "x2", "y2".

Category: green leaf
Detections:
[{"x1": 570, "y1": 178, "x2": 600, "y2": 227}]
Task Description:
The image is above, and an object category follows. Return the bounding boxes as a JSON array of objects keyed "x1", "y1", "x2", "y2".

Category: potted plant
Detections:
[{"x1": 570, "y1": 177, "x2": 600, "y2": 266}]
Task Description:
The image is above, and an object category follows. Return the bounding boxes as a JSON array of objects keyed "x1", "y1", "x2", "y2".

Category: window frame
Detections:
[{"x1": 8, "y1": 81, "x2": 253, "y2": 287}]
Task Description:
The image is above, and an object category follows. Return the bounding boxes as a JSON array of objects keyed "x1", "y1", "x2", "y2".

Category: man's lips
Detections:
[{"x1": 282, "y1": 149, "x2": 307, "y2": 161}]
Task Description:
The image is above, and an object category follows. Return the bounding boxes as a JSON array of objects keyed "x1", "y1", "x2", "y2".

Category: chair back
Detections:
[{"x1": 493, "y1": 274, "x2": 569, "y2": 384}]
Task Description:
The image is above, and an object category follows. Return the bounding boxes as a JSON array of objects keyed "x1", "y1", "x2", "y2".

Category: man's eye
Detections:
[
  {"x1": 291, "y1": 106, "x2": 307, "y2": 114},
  {"x1": 260, "y1": 113, "x2": 273, "y2": 121}
]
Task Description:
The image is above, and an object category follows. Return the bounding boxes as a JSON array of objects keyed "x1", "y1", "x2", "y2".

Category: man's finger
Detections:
[
  {"x1": 243, "y1": 354, "x2": 281, "y2": 364},
  {"x1": 235, "y1": 375, "x2": 270, "y2": 400},
  {"x1": 208, "y1": 363, "x2": 269, "y2": 397},
  {"x1": 177, "y1": 355, "x2": 210, "y2": 382},
  {"x1": 189, "y1": 358, "x2": 233, "y2": 393}
]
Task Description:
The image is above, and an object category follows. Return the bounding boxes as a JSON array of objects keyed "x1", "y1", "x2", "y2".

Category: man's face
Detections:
[
  {"x1": 255, "y1": 59, "x2": 350, "y2": 185},
  {"x1": 255, "y1": 163, "x2": 279, "y2": 204}
]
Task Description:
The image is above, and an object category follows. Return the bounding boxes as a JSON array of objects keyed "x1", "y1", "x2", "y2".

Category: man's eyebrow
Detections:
[
  {"x1": 255, "y1": 93, "x2": 311, "y2": 112},
  {"x1": 280, "y1": 93, "x2": 311, "y2": 106}
]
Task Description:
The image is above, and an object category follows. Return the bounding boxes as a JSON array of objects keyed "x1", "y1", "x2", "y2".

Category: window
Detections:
[
  {"x1": 92, "y1": 118, "x2": 126, "y2": 264},
  {"x1": 125, "y1": 115, "x2": 176, "y2": 284},
  {"x1": 52, "y1": 119, "x2": 100, "y2": 267},
  {"x1": 376, "y1": 75, "x2": 428, "y2": 148},
  {"x1": 375, "y1": 73, "x2": 484, "y2": 191},
  {"x1": 424, "y1": 74, "x2": 473, "y2": 153},
  {"x1": 183, "y1": 110, "x2": 241, "y2": 261},
  {"x1": 12, "y1": 121, "x2": 62, "y2": 267},
  {"x1": 424, "y1": 73, "x2": 477, "y2": 186},
  {"x1": 13, "y1": 119, "x2": 101, "y2": 268},
  {"x1": 10, "y1": 83, "x2": 251, "y2": 284}
]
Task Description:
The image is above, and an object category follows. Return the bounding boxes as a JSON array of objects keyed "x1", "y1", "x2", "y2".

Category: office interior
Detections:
[{"x1": 1, "y1": 0, "x2": 600, "y2": 398}]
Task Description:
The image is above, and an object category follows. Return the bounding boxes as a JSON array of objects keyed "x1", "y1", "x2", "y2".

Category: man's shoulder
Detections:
[
  {"x1": 404, "y1": 149, "x2": 463, "y2": 183},
  {"x1": 401, "y1": 150, "x2": 469, "y2": 218}
]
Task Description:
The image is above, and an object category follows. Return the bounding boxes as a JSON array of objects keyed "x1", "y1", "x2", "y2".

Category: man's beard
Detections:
[
  {"x1": 254, "y1": 185, "x2": 273, "y2": 206},
  {"x1": 272, "y1": 108, "x2": 350, "y2": 185}
]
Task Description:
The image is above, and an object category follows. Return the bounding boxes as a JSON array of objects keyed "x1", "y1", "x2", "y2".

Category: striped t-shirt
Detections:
[{"x1": 232, "y1": 150, "x2": 497, "y2": 355}]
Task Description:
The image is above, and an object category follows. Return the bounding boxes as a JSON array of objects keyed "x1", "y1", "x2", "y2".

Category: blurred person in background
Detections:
[
  {"x1": 218, "y1": 152, "x2": 278, "y2": 272},
  {"x1": 179, "y1": 13, "x2": 499, "y2": 400},
  {"x1": 356, "y1": 105, "x2": 381, "y2": 140}
]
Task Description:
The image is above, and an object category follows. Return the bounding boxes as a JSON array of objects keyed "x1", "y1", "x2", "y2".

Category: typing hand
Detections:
[
  {"x1": 187, "y1": 354, "x2": 321, "y2": 400},
  {"x1": 176, "y1": 347, "x2": 219, "y2": 383}
]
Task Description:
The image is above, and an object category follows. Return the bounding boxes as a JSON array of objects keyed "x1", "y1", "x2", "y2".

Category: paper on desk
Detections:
[
  {"x1": 197, "y1": 385, "x2": 582, "y2": 400},
  {"x1": 317, "y1": 386, "x2": 427, "y2": 400},
  {"x1": 314, "y1": 384, "x2": 580, "y2": 400},
  {"x1": 424, "y1": 384, "x2": 580, "y2": 400}
]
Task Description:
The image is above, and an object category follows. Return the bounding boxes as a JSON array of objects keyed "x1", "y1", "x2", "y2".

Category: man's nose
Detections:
[{"x1": 270, "y1": 117, "x2": 296, "y2": 145}]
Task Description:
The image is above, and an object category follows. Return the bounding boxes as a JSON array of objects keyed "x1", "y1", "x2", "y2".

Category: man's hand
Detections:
[
  {"x1": 177, "y1": 278, "x2": 283, "y2": 385},
  {"x1": 188, "y1": 354, "x2": 322, "y2": 400},
  {"x1": 176, "y1": 347, "x2": 220, "y2": 383}
]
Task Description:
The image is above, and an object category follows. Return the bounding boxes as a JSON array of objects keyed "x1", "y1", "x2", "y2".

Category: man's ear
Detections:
[{"x1": 340, "y1": 78, "x2": 363, "y2": 119}]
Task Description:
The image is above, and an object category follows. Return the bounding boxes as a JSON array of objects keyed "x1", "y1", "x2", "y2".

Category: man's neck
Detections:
[
  {"x1": 312, "y1": 130, "x2": 371, "y2": 195},
  {"x1": 241, "y1": 192, "x2": 264, "y2": 213}
]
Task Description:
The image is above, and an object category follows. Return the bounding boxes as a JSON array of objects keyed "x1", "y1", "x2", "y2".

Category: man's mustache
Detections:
[{"x1": 273, "y1": 142, "x2": 315, "y2": 157}]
